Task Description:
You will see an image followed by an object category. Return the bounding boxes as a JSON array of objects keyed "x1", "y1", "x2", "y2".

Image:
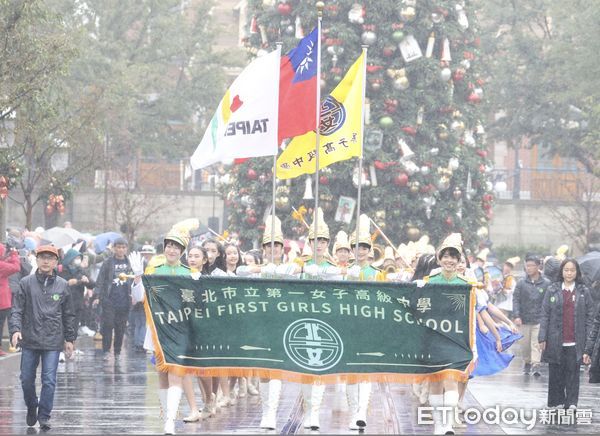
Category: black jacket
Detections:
[
  {"x1": 94, "y1": 256, "x2": 132, "y2": 309},
  {"x1": 9, "y1": 271, "x2": 77, "y2": 350},
  {"x1": 539, "y1": 282, "x2": 595, "y2": 364},
  {"x1": 513, "y1": 274, "x2": 551, "y2": 324}
]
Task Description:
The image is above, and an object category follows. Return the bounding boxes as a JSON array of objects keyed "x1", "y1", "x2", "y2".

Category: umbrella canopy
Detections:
[
  {"x1": 93, "y1": 232, "x2": 122, "y2": 253},
  {"x1": 41, "y1": 227, "x2": 83, "y2": 249},
  {"x1": 578, "y1": 251, "x2": 600, "y2": 283}
]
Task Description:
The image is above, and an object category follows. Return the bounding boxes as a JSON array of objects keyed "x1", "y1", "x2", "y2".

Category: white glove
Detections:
[
  {"x1": 128, "y1": 251, "x2": 144, "y2": 276},
  {"x1": 303, "y1": 264, "x2": 320, "y2": 277},
  {"x1": 346, "y1": 265, "x2": 361, "y2": 280},
  {"x1": 190, "y1": 271, "x2": 201, "y2": 280},
  {"x1": 261, "y1": 263, "x2": 277, "y2": 276},
  {"x1": 415, "y1": 279, "x2": 426, "y2": 288},
  {"x1": 210, "y1": 268, "x2": 228, "y2": 277},
  {"x1": 323, "y1": 266, "x2": 342, "y2": 278},
  {"x1": 276, "y1": 263, "x2": 300, "y2": 277}
]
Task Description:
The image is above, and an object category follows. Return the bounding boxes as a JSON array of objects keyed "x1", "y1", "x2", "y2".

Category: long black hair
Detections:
[
  {"x1": 412, "y1": 254, "x2": 439, "y2": 281},
  {"x1": 558, "y1": 257, "x2": 583, "y2": 283},
  {"x1": 223, "y1": 243, "x2": 243, "y2": 272},
  {"x1": 202, "y1": 238, "x2": 226, "y2": 274}
]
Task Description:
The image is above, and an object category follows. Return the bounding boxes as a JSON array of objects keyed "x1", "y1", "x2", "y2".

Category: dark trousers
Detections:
[
  {"x1": 129, "y1": 306, "x2": 146, "y2": 348},
  {"x1": 20, "y1": 348, "x2": 60, "y2": 421},
  {"x1": 71, "y1": 290, "x2": 84, "y2": 331},
  {"x1": 101, "y1": 305, "x2": 129, "y2": 354},
  {"x1": 548, "y1": 345, "x2": 580, "y2": 408},
  {"x1": 0, "y1": 308, "x2": 10, "y2": 348}
]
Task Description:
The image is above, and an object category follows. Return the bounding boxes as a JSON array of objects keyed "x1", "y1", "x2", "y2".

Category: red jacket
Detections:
[{"x1": 0, "y1": 244, "x2": 20, "y2": 310}]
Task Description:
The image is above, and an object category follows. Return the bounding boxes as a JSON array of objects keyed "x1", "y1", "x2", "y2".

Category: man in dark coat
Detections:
[
  {"x1": 513, "y1": 254, "x2": 551, "y2": 375},
  {"x1": 93, "y1": 238, "x2": 133, "y2": 361},
  {"x1": 9, "y1": 245, "x2": 77, "y2": 430}
]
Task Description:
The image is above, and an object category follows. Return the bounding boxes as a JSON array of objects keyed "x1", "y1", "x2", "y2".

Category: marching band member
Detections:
[
  {"x1": 298, "y1": 208, "x2": 336, "y2": 430},
  {"x1": 237, "y1": 214, "x2": 299, "y2": 430},
  {"x1": 345, "y1": 214, "x2": 384, "y2": 431},
  {"x1": 333, "y1": 230, "x2": 352, "y2": 274},
  {"x1": 423, "y1": 233, "x2": 469, "y2": 436},
  {"x1": 130, "y1": 228, "x2": 191, "y2": 435}
]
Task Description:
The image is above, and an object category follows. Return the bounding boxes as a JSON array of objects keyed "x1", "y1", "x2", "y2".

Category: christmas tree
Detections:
[{"x1": 219, "y1": 0, "x2": 492, "y2": 250}]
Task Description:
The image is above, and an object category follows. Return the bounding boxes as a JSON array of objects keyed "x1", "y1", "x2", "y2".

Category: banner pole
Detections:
[
  {"x1": 353, "y1": 45, "x2": 368, "y2": 264},
  {"x1": 272, "y1": 42, "x2": 283, "y2": 265},
  {"x1": 312, "y1": 3, "x2": 324, "y2": 260}
]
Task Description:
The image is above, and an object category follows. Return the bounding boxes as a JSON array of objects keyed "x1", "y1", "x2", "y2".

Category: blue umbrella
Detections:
[{"x1": 94, "y1": 232, "x2": 122, "y2": 253}]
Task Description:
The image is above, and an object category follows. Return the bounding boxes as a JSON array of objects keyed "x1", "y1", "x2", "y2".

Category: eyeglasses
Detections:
[{"x1": 37, "y1": 254, "x2": 57, "y2": 261}]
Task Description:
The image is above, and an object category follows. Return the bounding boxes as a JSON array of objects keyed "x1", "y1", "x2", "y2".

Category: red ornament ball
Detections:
[
  {"x1": 445, "y1": 216, "x2": 454, "y2": 227},
  {"x1": 277, "y1": 2, "x2": 292, "y2": 16},
  {"x1": 476, "y1": 149, "x2": 488, "y2": 158},
  {"x1": 394, "y1": 173, "x2": 409, "y2": 187},
  {"x1": 319, "y1": 175, "x2": 329, "y2": 185},
  {"x1": 247, "y1": 168, "x2": 258, "y2": 180},
  {"x1": 246, "y1": 215, "x2": 257, "y2": 225}
]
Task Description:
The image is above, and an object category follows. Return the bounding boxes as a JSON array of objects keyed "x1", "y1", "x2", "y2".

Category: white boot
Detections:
[
  {"x1": 239, "y1": 377, "x2": 248, "y2": 398},
  {"x1": 158, "y1": 389, "x2": 168, "y2": 421},
  {"x1": 429, "y1": 394, "x2": 446, "y2": 435},
  {"x1": 259, "y1": 380, "x2": 281, "y2": 430},
  {"x1": 309, "y1": 384, "x2": 325, "y2": 430},
  {"x1": 302, "y1": 384, "x2": 313, "y2": 429},
  {"x1": 247, "y1": 377, "x2": 259, "y2": 396},
  {"x1": 200, "y1": 392, "x2": 216, "y2": 420},
  {"x1": 443, "y1": 391, "x2": 459, "y2": 435},
  {"x1": 346, "y1": 383, "x2": 359, "y2": 430},
  {"x1": 355, "y1": 382, "x2": 371, "y2": 429},
  {"x1": 164, "y1": 386, "x2": 182, "y2": 435}
]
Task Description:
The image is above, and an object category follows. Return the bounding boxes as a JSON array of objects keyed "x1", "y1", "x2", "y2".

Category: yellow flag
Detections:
[{"x1": 276, "y1": 53, "x2": 365, "y2": 179}]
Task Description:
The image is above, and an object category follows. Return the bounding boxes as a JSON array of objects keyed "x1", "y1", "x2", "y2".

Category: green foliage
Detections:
[{"x1": 222, "y1": 0, "x2": 492, "y2": 250}]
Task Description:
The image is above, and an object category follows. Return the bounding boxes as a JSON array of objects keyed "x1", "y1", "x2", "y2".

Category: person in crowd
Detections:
[
  {"x1": 243, "y1": 249, "x2": 262, "y2": 267},
  {"x1": 513, "y1": 254, "x2": 551, "y2": 376},
  {"x1": 131, "y1": 228, "x2": 191, "y2": 435},
  {"x1": 93, "y1": 238, "x2": 134, "y2": 361},
  {"x1": 539, "y1": 258, "x2": 594, "y2": 409},
  {"x1": 495, "y1": 256, "x2": 520, "y2": 318},
  {"x1": 9, "y1": 245, "x2": 76, "y2": 430},
  {"x1": 59, "y1": 249, "x2": 95, "y2": 342},
  {"x1": 0, "y1": 241, "x2": 20, "y2": 356},
  {"x1": 202, "y1": 238, "x2": 225, "y2": 275}
]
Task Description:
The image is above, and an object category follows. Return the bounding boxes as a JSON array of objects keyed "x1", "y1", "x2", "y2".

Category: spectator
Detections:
[
  {"x1": 495, "y1": 256, "x2": 520, "y2": 318},
  {"x1": 9, "y1": 245, "x2": 76, "y2": 430},
  {"x1": 513, "y1": 254, "x2": 551, "y2": 376},
  {"x1": 93, "y1": 238, "x2": 133, "y2": 361},
  {"x1": 59, "y1": 249, "x2": 95, "y2": 339},
  {"x1": 0, "y1": 242, "x2": 20, "y2": 356},
  {"x1": 539, "y1": 258, "x2": 594, "y2": 409}
]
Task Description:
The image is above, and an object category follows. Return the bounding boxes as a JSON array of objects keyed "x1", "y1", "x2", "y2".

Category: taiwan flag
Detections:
[{"x1": 278, "y1": 27, "x2": 319, "y2": 143}]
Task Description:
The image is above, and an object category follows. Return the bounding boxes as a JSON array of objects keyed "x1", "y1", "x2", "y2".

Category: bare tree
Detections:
[
  {"x1": 545, "y1": 174, "x2": 600, "y2": 253},
  {"x1": 108, "y1": 163, "x2": 174, "y2": 244}
]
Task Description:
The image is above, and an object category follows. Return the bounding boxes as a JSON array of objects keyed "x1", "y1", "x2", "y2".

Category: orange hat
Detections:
[{"x1": 36, "y1": 245, "x2": 59, "y2": 258}]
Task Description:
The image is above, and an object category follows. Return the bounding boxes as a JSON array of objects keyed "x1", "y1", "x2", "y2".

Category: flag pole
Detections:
[
  {"x1": 354, "y1": 45, "x2": 368, "y2": 264},
  {"x1": 272, "y1": 42, "x2": 283, "y2": 265},
  {"x1": 312, "y1": 1, "x2": 324, "y2": 261}
]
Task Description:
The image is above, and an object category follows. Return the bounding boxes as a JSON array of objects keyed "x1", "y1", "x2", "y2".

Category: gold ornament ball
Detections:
[
  {"x1": 406, "y1": 226, "x2": 421, "y2": 241},
  {"x1": 394, "y1": 76, "x2": 410, "y2": 90},
  {"x1": 409, "y1": 181, "x2": 420, "y2": 193},
  {"x1": 375, "y1": 210, "x2": 386, "y2": 220},
  {"x1": 400, "y1": 7, "x2": 416, "y2": 22}
]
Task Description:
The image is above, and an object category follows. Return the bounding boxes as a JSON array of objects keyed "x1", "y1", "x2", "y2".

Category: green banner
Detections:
[{"x1": 142, "y1": 275, "x2": 475, "y2": 383}]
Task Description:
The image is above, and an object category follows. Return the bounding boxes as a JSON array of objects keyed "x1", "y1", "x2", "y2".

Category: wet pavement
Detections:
[{"x1": 1, "y1": 336, "x2": 600, "y2": 434}]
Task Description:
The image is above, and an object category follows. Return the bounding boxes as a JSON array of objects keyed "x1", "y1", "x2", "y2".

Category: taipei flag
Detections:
[
  {"x1": 278, "y1": 27, "x2": 319, "y2": 143},
  {"x1": 190, "y1": 48, "x2": 281, "y2": 170}
]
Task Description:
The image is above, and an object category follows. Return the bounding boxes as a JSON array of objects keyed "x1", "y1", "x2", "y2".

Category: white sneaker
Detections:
[
  {"x1": 59, "y1": 352, "x2": 66, "y2": 363},
  {"x1": 74, "y1": 349, "x2": 85, "y2": 356},
  {"x1": 83, "y1": 326, "x2": 96, "y2": 337}
]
